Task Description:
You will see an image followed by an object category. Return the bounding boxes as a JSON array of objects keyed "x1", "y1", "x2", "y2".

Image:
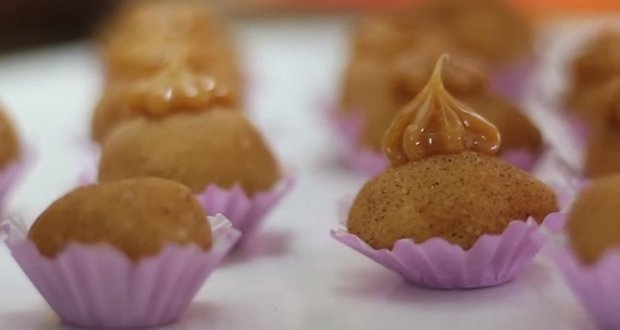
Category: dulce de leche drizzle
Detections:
[
  {"x1": 124, "y1": 59, "x2": 237, "y2": 117},
  {"x1": 382, "y1": 55, "x2": 501, "y2": 166}
]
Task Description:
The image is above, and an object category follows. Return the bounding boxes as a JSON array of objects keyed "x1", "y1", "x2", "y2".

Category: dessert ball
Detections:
[
  {"x1": 0, "y1": 105, "x2": 20, "y2": 170},
  {"x1": 567, "y1": 175, "x2": 620, "y2": 264},
  {"x1": 28, "y1": 178, "x2": 212, "y2": 260},
  {"x1": 348, "y1": 151, "x2": 557, "y2": 250},
  {"x1": 341, "y1": 50, "x2": 488, "y2": 151},
  {"x1": 461, "y1": 93, "x2": 543, "y2": 155},
  {"x1": 348, "y1": 56, "x2": 557, "y2": 250},
  {"x1": 99, "y1": 110, "x2": 280, "y2": 196}
]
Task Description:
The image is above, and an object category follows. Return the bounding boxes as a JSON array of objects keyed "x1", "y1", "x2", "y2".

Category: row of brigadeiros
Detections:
[
  {"x1": 3, "y1": 1, "x2": 290, "y2": 328},
  {"x1": 0, "y1": 0, "x2": 619, "y2": 329}
]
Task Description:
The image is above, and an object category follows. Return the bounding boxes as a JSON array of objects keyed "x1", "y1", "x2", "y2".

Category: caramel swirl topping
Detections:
[
  {"x1": 124, "y1": 60, "x2": 237, "y2": 117},
  {"x1": 382, "y1": 55, "x2": 500, "y2": 166}
]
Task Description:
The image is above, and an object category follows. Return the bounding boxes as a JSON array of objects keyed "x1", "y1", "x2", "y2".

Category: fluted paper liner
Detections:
[
  {"x1": 332, "y1": 212, "x2": 563, "y2": 289},
  {"x1": 2, "y1": 215, "x2": 241, "y2": 329},
  {"x1": 195, "y1": 177, "x2": 294, "y2": 242},
  {"x1": 547, "y1": 216, "x2": 620, "y2": 329}
]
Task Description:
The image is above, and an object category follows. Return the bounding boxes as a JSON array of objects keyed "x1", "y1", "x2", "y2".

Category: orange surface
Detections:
[
  {"x1": 237, "y1": 0, "x2": 620, "y2": 13},
  {"x1": 513, "y1": 0, "x2": 620, "y2": 13}
]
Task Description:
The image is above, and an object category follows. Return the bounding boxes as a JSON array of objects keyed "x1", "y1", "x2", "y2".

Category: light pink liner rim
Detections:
[
  {"x1": 1, "y1": 215, "x2": 241, "y2": 328},
  {"x1": 331, "y1": 212, "x2": 565, "y2": 289}
]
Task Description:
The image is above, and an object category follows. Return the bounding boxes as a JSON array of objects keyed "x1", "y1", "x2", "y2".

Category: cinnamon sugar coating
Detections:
[
  {"x1": 29, "y1": 178, "x2": 212, "y2": 260},
  {"x1": 348, "y1": 152, "x2": 557, "y2": 250}
]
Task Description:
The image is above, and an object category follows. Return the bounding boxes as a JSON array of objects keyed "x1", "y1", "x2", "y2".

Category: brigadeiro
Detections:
[
  {"x1": 98, "y1": 110, "x2": 292, "y2": 241},
  {"x1": 332, "y1": 56, "x2": 559, "y2": 289},
  {"x1": 3, "y1": 177, "x2": 240, "y2": 328}
]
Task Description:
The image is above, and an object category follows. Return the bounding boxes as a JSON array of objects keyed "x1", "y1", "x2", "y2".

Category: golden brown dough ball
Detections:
[
  {"x1": 98, "y1": 110, "x2": 280, "y2": 196},
  {"x1": 28, "y1": 178, "x2": 212, "y2": 260},
  {"x1": 348, "y1": 151, "x2": 557, "y2": 250},
  {"x1": 567, "y1": 175, "x2": 620, "y2": 264},
  {"x1": 460, "y1": 93, "x2": 543, "y2": 155},
  {"x1": 0, "y1": 105, "x2": 20, "y2": 170}
]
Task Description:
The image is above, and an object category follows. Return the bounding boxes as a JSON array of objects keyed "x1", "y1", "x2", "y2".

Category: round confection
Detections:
[
  {"x1": 567, "y1": 175, "x2": 620, "y2": 264},
  {"x1": 98, "y1": 110, "x2": 280, "y2": 196},
  {"x1": 460, "y1": 93, "x2": 543, "y2": 155},
  {"x1": 28, "y1": 178, "x2": 212, "y2": 260},
  {"x1": 341, "y1": 51, "x2": 488, "y2": 151},
  {"x1": 585, "y1": 119, "x2": 620, "y2": 178},
  {"x1": 0, "y1": 105, "x2": 20, "y2": 170},
  {"x1": 348, "y1": 151, "x2": 557, "y2": 250}
]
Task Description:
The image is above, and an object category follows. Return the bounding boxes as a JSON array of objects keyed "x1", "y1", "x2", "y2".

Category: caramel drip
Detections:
[
  {"x1": 382, "y1": 55, "x2": 500, "y2": 166},
  {"x1": 124, "y1": 59, "x2": 237, "y2": 117}
]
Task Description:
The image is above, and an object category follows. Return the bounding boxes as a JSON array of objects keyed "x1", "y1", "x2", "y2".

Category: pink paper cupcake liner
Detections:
[
  {"x1": 330, "y1": 110, "x2": 543, "y2": 174},
  {"x1": 331, "y1": 212, "x2": 564, "y2": 289},
  {"x1": 489, "y1": 55, "x2": 538, "y2": 104},
  {"x1": 549, "y1": 238, "x2": 620, "y2": 329},
  {"x1": 2, "y1": 215, "x2": 241, "y2": 329},
  {"x1": 195, "y1": 177, "x2": 294, "y2": 242}
]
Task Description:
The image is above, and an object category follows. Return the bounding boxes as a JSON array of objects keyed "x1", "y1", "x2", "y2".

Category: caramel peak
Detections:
[{"x1": 382, "y1": 55, "x2": 501, "y2": 166}]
